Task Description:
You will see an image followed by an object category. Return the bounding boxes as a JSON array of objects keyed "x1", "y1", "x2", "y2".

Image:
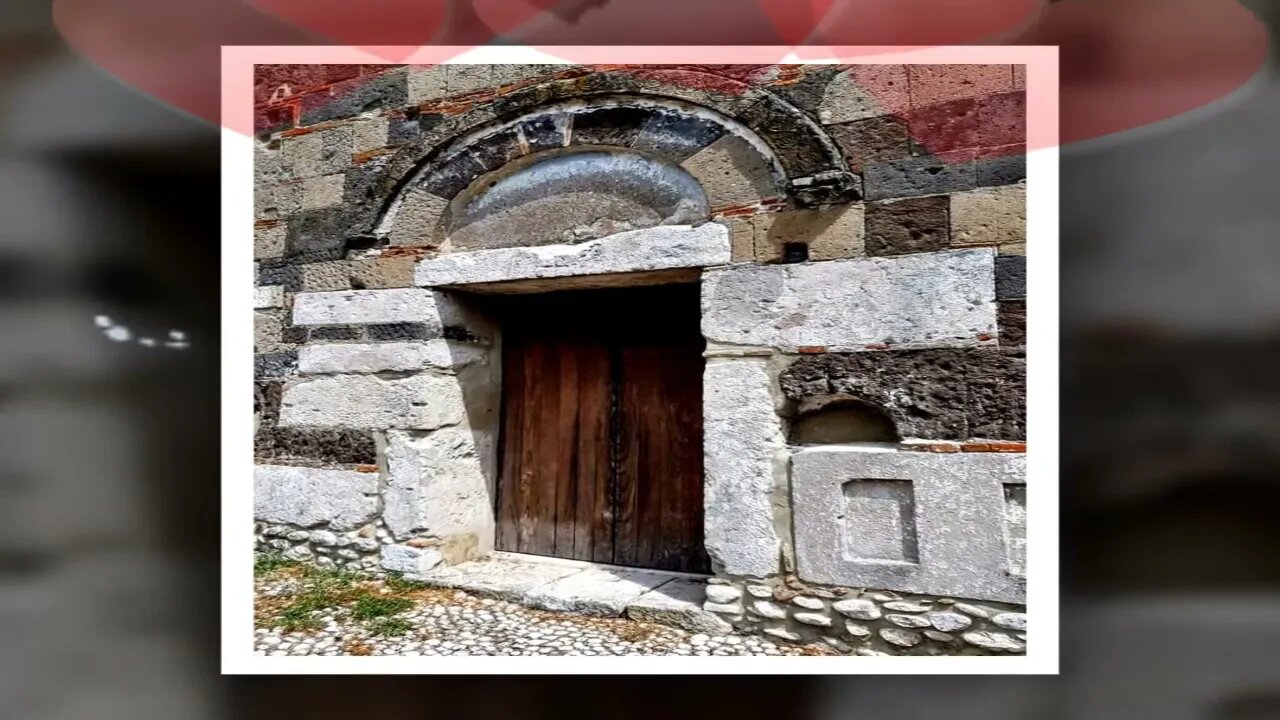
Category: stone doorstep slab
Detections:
[{"x1": 404, "y1": 552, "x2": 721, "y2": 631}]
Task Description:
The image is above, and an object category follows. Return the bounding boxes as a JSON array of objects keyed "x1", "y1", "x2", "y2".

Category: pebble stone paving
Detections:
[{"x1": 254, "y1": 573, "x2": 823, "y2": 657}]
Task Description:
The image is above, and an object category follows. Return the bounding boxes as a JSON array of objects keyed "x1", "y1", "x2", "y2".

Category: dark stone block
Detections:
[
  {"x1": 255, "y1": 351, "x2": 297, "y2": 378},
  {"x1": 280, "y1": 325, "x2": 309, "y2": 344},
  {"x1": 827, "y1": 115, "x2": 910, "y2": 172},
  {"x1": 569, "y1": 106, "x2": 649, "y2": 148},
  {"x1": 738, "y1": 99, "x2": 833, "y2": 177},
  {"x1": 767, "y1": 68, "x2": 841, "y2": 119},
  {"x1": 286, "y1": 208, "x2": 350, "y2": 256},
  {"x1": 863, "y1": 155, "x2": 976, "y2": 200},
  {"x1": 254, "y1": 105, "x2": 294, "y2": 138},
  {"x1": 864, "y1": 196, "x2": 950, "y2": 256},
  {"x1": 519, "y1": 115, "x2": 569, "y2": 154},
  {"x1": 977, "y1": 152, "x2": 1026, "y2": 187},
  {"x1": 388, "y1": 110, "x2": 444, "y2": 146},
  {"x1": 966, "y1": 352, "x2": 1025, "y2": 439},
  {"x1": 906, "y1": 97, "x2": 982, "y2": 155},
  {"x1": 367, "y1": 323, "x2": 433, "y2": 341},
  {"x1": 256, "y1": 262, "x2": 301, "y2": 292},
  {"x1": 467, "y1": 127, "x2": 524, "y2": 174},
  {"x1": 299, "y1": 69, "x2": 408, "y2": 126},
  {"x1": 261, "y1": 428, "x2": 378, "y2": 465},
  {"x1": 788, "y1": 170, "x2": 862, "y2": 207},
  {"x1": 255, "y1": 381, "x2": 283, "y2": 426},
  {"x1": 998, "y1": 300, "x2": 1026, "y2": 355},
  {"x1": 443, "y1": 326, "x2": 480, "y2": 342},
  {"x1": 418, "y1": 150, "x2": 485, "y2": 200},
  {"x1": 342, "y1": 156, "x2": 392, "y2": 237},
  {"x1": 632, "y1": 109, "x2": 725, "y2": 162},
  {"x1": 309, "y1": 325, "x2": 362, "y2": 341},
  {"x1": 995, "y1": 255, "x2": 1026, "y2": 300}
]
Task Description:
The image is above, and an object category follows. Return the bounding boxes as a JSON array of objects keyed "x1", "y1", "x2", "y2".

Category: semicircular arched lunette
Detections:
[{"x1": 373, "y1": 88, "x2": 856, "y2": 248}]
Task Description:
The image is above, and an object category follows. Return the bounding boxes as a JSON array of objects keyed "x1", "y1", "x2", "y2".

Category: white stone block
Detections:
[
  {"x1": 701, "y1": 248, "x2": 997, "y2": 351},
  {"x1": 279, "y1": 373, "x2": 466, "y2": 430},
  {"x1": 415, "y1": 223, "x2": 730, "y2": 287},
  {"x1": 791, "y1": 447, "x2": 1026, "y2": 603},
  {"x1": 382, "y1": 426, "x2": 494, "y2": 541},
  {"x1": 380, "y1": 544, "x2": 444, "y2": 574},
  {"x1": 291, "y1": 288, "x2": 446, "y2": 326},
  {"x1": 253, "y1": 285, "x2": 284, "y2": 309},
  {"x1": 702, "y1": 357, "x2": 784, "y2": 578},
  {"x1": 298, "y1": 341, "x2": 487, "y2": 374},
  {"x1": 253, "y1": 465, "x2": 378, "y2": 531}
]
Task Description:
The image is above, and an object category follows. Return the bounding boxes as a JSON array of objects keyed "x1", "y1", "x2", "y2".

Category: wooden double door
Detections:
[{"x1": 494, "y1": 284, "x2": 709, "y2": 573}]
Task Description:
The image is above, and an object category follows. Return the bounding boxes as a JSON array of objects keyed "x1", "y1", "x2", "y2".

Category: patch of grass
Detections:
[
  {"x1": 266, "y1": 565, "x2": 368, "y2": 632},
  {"x1": 350, "y1": 595, "x2": 414, "y2": 620},
  {"x1": 254, "y1": 552, "x2": 295, "y2": 576},
  {"x1": 384, "y1": 572, "x2": 428, "y2": 592},
  {"x1": 367, "y1": 617, "x2": 412, "y2": 637}
]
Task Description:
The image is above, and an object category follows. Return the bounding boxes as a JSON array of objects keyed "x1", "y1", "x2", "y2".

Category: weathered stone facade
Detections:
[{"x1": 253, "y1": 62, "x2": 1028, "y2": 655}]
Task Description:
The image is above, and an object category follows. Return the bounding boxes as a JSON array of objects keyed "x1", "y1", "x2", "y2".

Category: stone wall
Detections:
[{"x1": 253, "y1": 62, "x2": 1028, "y2": 654}]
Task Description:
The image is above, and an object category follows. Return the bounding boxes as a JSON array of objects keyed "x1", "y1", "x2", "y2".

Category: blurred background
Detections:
[{"x1": 2, "y1": 0, "x2": 1279, "y2": 716}]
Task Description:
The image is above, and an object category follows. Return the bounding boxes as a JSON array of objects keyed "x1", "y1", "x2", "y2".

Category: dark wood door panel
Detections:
[{"x1": 494, "y1": 284, "x2": 707, "y2": 572}]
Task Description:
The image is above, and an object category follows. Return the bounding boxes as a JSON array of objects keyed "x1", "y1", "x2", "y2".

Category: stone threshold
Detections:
[{"x1": 403, "y1": 552, "x2": 733, "y2": 635}]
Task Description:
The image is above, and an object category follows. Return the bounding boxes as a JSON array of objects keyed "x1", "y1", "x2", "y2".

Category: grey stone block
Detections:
[
  {"x1": 253, "y1": 464, "x2": 378, "y2": 531},
  {"x1": 298, "y1": 341, "x2": 486, "y2": 374},
  {"x1": 701, "y1": 249, "x2": 997, "y2": 352},
  {"x1": 863, "y1": 155, "x2": 976, "y2": 200},
  {"x1": 382, "y1": 426, "x2": 494, "y2": 541},
  {"x1": 995, "y1": 255, "x2": 1026, "y2": 300},
  {"x1": 279, "y1": 373, "x2": 466, "y2": 430},
  {"x1": 625, "y1": 579, "x2": 734, "y2": 635},
  {"x1": 414, "y1": 224, "x2": 730, "y2": 288},
  {"x1": 380, "y1": 544, "x2": 443, "y2": 574},
  {"x1": 702, "y1": 358, "x2": 784, "y2": 578},
  {"x1": 977, "y1": 153, "x2": 1026, "y2": 187},
  {"x1": 291, "y1": 288, "x2": 450, "y2": 327},
  {"x1": 791, "y1": 447, "x2": 1026, "y2": 603},
  {"x1": 524, "y1": 566, "x2": 673, "y2": 617}
]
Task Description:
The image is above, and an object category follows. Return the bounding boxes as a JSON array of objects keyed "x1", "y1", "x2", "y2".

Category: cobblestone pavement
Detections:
[{"x1": 254, "y1": 568, "x2": 824, "y2": 657}]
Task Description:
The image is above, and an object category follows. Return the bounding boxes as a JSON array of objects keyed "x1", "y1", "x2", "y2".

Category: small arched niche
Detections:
[
  {"x1": 789, "y1": 394, "x2": 901, "y2": 445},
  {"x1": 444, "y1": 147, "x2": 710, "y2": 251}
]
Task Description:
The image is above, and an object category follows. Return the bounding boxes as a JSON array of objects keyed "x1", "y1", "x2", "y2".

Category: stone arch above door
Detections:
[{"x1": 365, "y1": 79, "x2": 859, "y2": 249}]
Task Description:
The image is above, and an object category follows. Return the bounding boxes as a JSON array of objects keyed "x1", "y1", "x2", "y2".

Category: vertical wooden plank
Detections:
[
  {"x1": 612, "y1": 346, "x2": 641, "y2": 568},
  {"x1": 552, "y1": 342, "x2": 579, "y2": 557},
  {"x1": 514, "y1": 339, "x2": 544, "y2": 553},
  {"x1": 494, "y1": 330, "x2": 525, "y2": 553},
  {"x1": 528, "y1": 339, "x2": 561, "y2": 557},
  {"x1": 574, "y1": 341, "x2": 611, "y2": 562}
]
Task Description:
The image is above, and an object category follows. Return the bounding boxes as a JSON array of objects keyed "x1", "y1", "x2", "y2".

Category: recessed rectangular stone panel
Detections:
[
  {"x1": 792, "y1": 447, "x2": 1026, "y2": 603},
  {"x1": 701, "y1": 249, "x2": 997, "y2": 352},
  {"x1": 253, "y1": 464, "x2": 378, "y2": 531},
  {"x1": 292, "y1": 288, "x2": 445, "y2": 327},
  {"x1": 414, "y1": 224, "x2": 730, "y2": 288},
  {"x1": 278, "y1": 373, "x2": 466, "y2": 430},
  {"x1": 1004, "y1": 485, "x2": 1027, "y2": 578},
  {"x1": 297, "y1": 341, "x2": 486, "y2": 374},
  {"x1": 841, "y1": 479, "x2": 918, "y2": 563}
]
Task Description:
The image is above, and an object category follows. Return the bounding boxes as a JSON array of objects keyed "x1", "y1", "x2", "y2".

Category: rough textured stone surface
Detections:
[
  {"x1": 962, "y1": 630, "x2": 1023, "y2": 652},
  {"x1": 407, "y1": 555, "x2": 581, "y2": 600},
  {"x1": 680, "y1": 133, "x2": 779, "y2": 206},
  {"x1": 780, "y1": 347, "x2": 1024, "y2": 440},
  {"x1": 976, "y1": 152, "x2": 1026, "y2": 187},
  {"x1": 279, "y1": 373, "x2": 466, "y2": 430},
  {"x1": 524, "y1": 567, "x2": 673, "y2": 617},
  {"x1": 386, "y1": 186, "x2": 449, "y2": 247},
  {"x1": 254, "y1": 311, "x2": 284, "y2": 353},
  {"x1": 832, "y1": 598, "x2": 881, "y2": 620},
  {"x1": 299, "y1": 261, "x2": 353, "y2": 292},
  {"x1": 880, "y1": 628, "x2": 922, "y2": 647},
  {"x1": 864, "y1": 196, "x2": 950, "y2": 256},
  {"x1": 299, "y1": 174, "x2": 345, "y2": 211},
  {"x1": 794, "y1": 612, "x2": 833, "y2": 627},
  {"x1": 701, "y1": 249, "x2": 996, "y2": 352},
  {"x1": 349, "y1": 256, "x2": 417, "y2": 289},
  {"x1": 791, "y1": 448, "x2": 1026, "y2": 603},
  {"x1": 382, "y1": 426, "x2": 493, "y2": 542},
  {"x1": 281, "y1": 127, "x2": 352, "y2": 180},
  {"x1": 705, "y1": 585, "x2": 742, "y2": 604},
  {"x1": 702, "y1": 358, "x2": 784, "y2": 577},
  {"x1": 380, "y1": 544, "x2": 444, "y2": 574},
  {"x1": 992, "y1": 612, "x2": 1027, "y2": 631},
  {"x1": 819, "y1": 66, "x2": 910, "y2": 124},
  {"x1": 625, "y1": 579, "x2": 733, "y2": 635},
  {"x1": 995, "y1": 255, "x2": 1026, "y2": 300},
  {"x1": 908, "y1": 65, "x2": 1015, "y2": 106},
  {"x1": 299, "y1": 69, "x2": 407, "y2": 126},
  {"x1": 255, "y1": 225, "x2": 286, "y2": 260},
  {"x1": 999, "y1": 301, "x2": 1026, "y2": 354},
  {"x1": 415, "y1": 224, "x2": 730, "y2": 287},
  {"x1": 406, "y1": 65, "x2": 448, "y2": 104},
  {"x1": 753, "y1": 600, "x2": 788, "y2": 619},
  {"x1": 863, "y1": 155, "x2": 977, "y2": 200},
  {"x1": 253, "y1": 465, "x2": 378, "y2": 531},
  {"x1": 292, "y1": 288, "x2": 452, "y2": 328},
  {"x1": 751, "y1": 204, "x2": 864, "y2": 263},
  {"x1": 254, "y1": 285, "x2": 284, "y2": 309},
  {"x1": 298, "y1": 341, "x2": 486, "y2": 374},
  {"x1": 827, "y1": 115, "x2": 910, "y2": 172},
  {"x1": 951, "y1": 184, "x2": 1026, "y2": 248}
]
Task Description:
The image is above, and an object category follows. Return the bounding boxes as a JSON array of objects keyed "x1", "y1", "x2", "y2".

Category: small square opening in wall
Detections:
[
  {"x1": 840, "y1": 478, "x2": 919, "y2": 563},
  {"x1": 782, "y1": 242, "x2": 809, "y2": 263}
]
